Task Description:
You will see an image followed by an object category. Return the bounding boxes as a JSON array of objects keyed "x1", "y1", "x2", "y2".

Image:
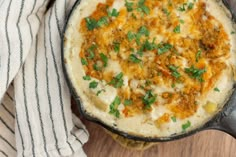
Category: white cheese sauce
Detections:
[{"x1": 64, "y1": 0, "x2": 236, "y2": 137}]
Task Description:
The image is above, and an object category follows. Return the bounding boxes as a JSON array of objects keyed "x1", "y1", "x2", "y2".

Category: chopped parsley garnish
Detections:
[
  {"x1": 143, "y1": 90, "x2": 157, "y2": 109},
  {"x1": 81, "y1": 58, "x2": 88, "y2": 65},
  {"x1": 85, "y1": 17, "x2": 98, "y2": 30},
  {"x1": 113, "y1": 42, "x2": 120, "y2": 52},
  {"x1": 83, "y1": 75, "x2": 91, "y2": 81},
  {"x1": 138, "y1": 26, "x2": 150, "y2": 37},
  {"x1": 109, "y1": 96, "x2": 121, "y2": 118},
  {"x1": 137, "y1": 0, "x2": 150, "y2": 15},
  {"x1": 162, "y1": 8, "x2": 170, "y2": 16},
  {"x1": 129, "y1": 54, "x2": 142, "y2": 63},
  {"x1": 124, "y1": 99, "x2": 133, "y2": 106},
  {"x1": 182, "y1": 120, "x2": 191, "y2": 131},
  {"x1": 196, "y1": 49, "x2": 202, "y2": 62},
  {"x1": 140, "y1": 5, "x2": 150, "y2": 15},
  {"x1": 109, "y1": 72, "x2": 124, "y2": 88},
  {"x1": 127, "y1": 27, "x2": 149, "y2": 45},
  {"x1": 97, "y1": 16, "x2": 109, "y2": 27},
  {"x1": 135, "y1": 33, "x2": 142, "y2": 45},
  {"x1": 125, "y1": 0, "x2": 134, "y2": 12},
  {"x1": 168, "y1": 0, "x2": 173, "y2": 6},
  {"x1": 93, "y1": 63, "x2": 102, "y2": 71},
  {"x1": 96, "y1": 89, "x2": 105, "y2": 96},
  {"x1": 185, "y1": 66, "x2": 206, "y2": 82},
  {"x1": 171, "y1": 116, "x2": 177, "y2": 122},
  {"x1": 178, "y1": 2, "x2": 194, "y2": 12},
  {"x1": 137, "y1": 48, "x2": 144, "y2": 56},
  {"x1": 89, "y1": 81, "x2": 98, "y2": 89},
  {"x1": 179, "y1": 19, "x2": 185, "y2": 24},
  {"x1": 214, "y1": 87, "x2": 220, "y2": 92},
  {"x1": 85, "y1": 16, "x2": 109, "y2": 30},
  {"x1": 127, "y1": 31, "x2": 136, "y2": 41},
  {"x1": 171, "y1": 83, "x2": 176, "y2": 88},
  {"x1": 157, "y1": 43, "x2": 173, "y2": 55},
  {"x1": 168, "y1": 65, "x2": 181, "y2": 79},
  {"x1": 138, "y1": 0, "x2": 146, "y2": 6},
  {"x1": 188, "y1": 2, "x2": 194, "y2": 10},
  {"x1": 100, "y1": 53, "x2": 108, "y2": 67},
  {"x1": 87, "y1": 44, "x2": 96, "y2": 59},
  {"x1": 173, "y1": 25, "x2": 181, "y2": 33},
  {"x1": 145, "y1": 80, "x2": 152, "y2": 86},
  {"x1": 141, "y1": 38, "x2": 157, "y2": 51},
  {"x1": 231, "y1": 31, "x2": 236, "y2": 34},
  {"x1": 108, "y1": 8, "x2": 119, "y2": 17},
  {"x1": 178, "y1": 3, "x2": 187, "y2": 11},
  {"x1": 131, "y1": 13, "x2": 137, "y2": 19}
]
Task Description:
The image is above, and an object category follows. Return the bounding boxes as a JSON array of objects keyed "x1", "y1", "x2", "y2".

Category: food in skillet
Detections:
[{"x1": 64, "y1": 0, "x2": 236, "y2": 137}]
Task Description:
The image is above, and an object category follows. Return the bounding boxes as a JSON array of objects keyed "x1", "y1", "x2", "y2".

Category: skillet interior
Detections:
[{"x1": 62, "y1": 0, "x2": 236, "y2": 141}]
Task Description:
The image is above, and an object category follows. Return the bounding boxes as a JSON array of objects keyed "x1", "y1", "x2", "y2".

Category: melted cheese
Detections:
[{"x1": 64, "y1": 0, "x2": 236, "y2": 137}]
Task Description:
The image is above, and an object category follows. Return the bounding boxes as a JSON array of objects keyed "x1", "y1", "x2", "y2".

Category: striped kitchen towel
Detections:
[{"x1": 0, "y1": 0, "x2": 89, "y2": 156}]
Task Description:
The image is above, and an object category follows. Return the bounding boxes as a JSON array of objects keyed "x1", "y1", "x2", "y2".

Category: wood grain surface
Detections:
[{"x1": 82, "y1": 119, "x2": 236, "y2": 157}]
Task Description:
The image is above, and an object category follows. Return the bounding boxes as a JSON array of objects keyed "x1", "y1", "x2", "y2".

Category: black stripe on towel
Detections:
[
  {"x1": 54, "y1": 2, "x2": 62, "y2": 38},
  {"x1": 71, "y1": 132, "x2": 83, "y2": 145},
  {"x1": 34, "y1": 1, "x2": 50, "y2": 156},
  {"x1": 22, "y1": 66, "x2": 35, "y2": 156},
  {"x1": 0, "y1": 135, "x2": 16, "y2": 151},
  {"x1": 0, "y1": 116, "x2": 14, "y2": 134},
  {"x1": 48, "y1": 9, "x2": 74, "y2": 153},
  {"x1": 1, "y1": 103, "x2": 15, "y2": 119},
  {"x1": 75, "y1": 124, "x2": 88, "y2": 136},
  {"x1": 26, "y1": 0, "x2": 37, "y2": 41},
  {"x1": 5, "y1": 0, "x2": 13, "y2": 89},
  {"x1": 44, "y1": 16, "x2": 61, "y2": 155},
  {"x1": 6, "y1": 92, "x2": 14, "y2": 102},
  {"x1": 15, "y1": 112, "x2": 25, "y2": 156},
  {"x1": 34, "y1": 35, "x2": 49, "y2": 157},
  {"x1": 16, "y1": 0, "x2": 25, "y2": 64},
  {"x1": 0, "y1": 150, "x2": 8, "y2": 157}
]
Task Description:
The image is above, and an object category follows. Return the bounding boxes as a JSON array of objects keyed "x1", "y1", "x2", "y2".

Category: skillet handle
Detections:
[
  {"x1": 218, "y1": 110, "x2": 236, "y2": 138},
  {"x1": 208, "y1": 90, "x2": 236, "y2": 138},
  {"x1": 222, "y1": 0, "x2": 236, "y2": 21}
]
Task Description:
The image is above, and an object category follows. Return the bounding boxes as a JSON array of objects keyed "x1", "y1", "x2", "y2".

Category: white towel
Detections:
[{"x1": 0, "y1": 0, "x2": 89, "y2": 156}]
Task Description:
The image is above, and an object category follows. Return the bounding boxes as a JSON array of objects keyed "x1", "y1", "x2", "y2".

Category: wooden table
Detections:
[{"x1": 82, "y1": 118, "x2": 236, "y2": 157}]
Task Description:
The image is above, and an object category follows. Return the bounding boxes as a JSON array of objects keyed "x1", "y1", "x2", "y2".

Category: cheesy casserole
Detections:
[{"x1": 64, "y1": 0, "x2": 236, "y2": 137}]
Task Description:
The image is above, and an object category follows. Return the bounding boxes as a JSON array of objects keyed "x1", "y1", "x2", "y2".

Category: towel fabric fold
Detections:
[{"x1": 0, "y1": 0, "x2": 89, "y2": 156}]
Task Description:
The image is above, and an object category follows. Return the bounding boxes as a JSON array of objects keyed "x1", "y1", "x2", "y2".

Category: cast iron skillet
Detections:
[{"x1": 62, "y1": 0, "x2": 236, "y2": 142}]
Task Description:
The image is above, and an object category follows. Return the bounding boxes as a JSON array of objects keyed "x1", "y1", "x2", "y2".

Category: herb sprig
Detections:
[
  {"x1": 185, "y1": 66, "x2": 206, "y2": 82},
  {"x1": 137, "y1": 0, "x2": 150, "y2": 15},
  {"x1": 109, "y1": 96, "x2": 121, "y2": 118},
  {"x1": 85, "y1": 16, "x2": 109, "y2": 31},
  {"x1": 196, "y1": 50, "x2": 202, "y2": 62},
  {"x1": 125, "y1": 0, "x2": 134, "y2": 12},
  {"x1": 182, "y1": 121, "x2": 191, "y2": 131},
  {"x1": 129, "y1": 54, "x2": 142, "y2": 63},
  {"x1": 169, "y1": 65, "x2": 181, "y2": 79},
  {"x1": 173, "y1": 25, "x2": 181, "y2": 33},
  {"x1": 108, "y1": 8, "x2": 119, "y2": 17},
  {"x1": 143, "y1": 90, "x2": 157, "y2": 109},
  {"x1": 109, "y1": 72, "x2": 124, "y2": 88},
  {"x1": 157, "y1": 43, "x2": 173, "y2": 55},
  {"x1": 87, "y1": 44, "x2": 97, "y2": 60},
  {"x1": 100, "y1": 53, "x2": 108, "y2": 67}
]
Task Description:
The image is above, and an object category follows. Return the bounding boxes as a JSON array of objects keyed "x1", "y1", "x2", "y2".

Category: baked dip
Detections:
[{"x1": 64, "y1": 0, "x2": 236, "y2": 137}]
